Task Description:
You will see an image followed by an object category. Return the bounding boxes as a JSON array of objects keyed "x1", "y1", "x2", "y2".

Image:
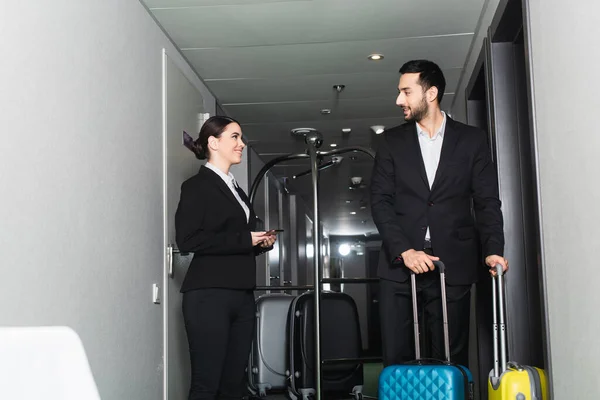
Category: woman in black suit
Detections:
[{"x1": 175, "y1": 116, "x2": 276, "y2": 400}]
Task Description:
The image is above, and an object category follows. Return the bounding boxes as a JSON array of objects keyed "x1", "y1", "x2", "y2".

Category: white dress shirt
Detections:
[
  {"x1": 416, "y1": 111, "x2": 447, "y2": 241},
  {"x1": 204, "y1": 162, "x2": 250, "y2": 223}
]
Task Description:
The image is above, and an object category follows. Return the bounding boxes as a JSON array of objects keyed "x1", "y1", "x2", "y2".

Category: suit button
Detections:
[
  {"x1": 428, "y1": 201, "x2": 434, "y2": 207},
  {"x1": 421, "y1": 226, "x2": 427, "y2": 231}
]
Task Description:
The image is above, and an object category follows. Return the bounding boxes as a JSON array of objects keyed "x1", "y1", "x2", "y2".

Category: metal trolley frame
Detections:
[{"x1": 249, "y1": 128, "x2": 380, "y2": 400}]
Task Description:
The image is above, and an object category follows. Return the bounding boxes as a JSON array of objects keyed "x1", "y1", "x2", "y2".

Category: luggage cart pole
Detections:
[
  {"x1": 305, "y1": 130, "x2": 323, "y2": 400},
  {"x1": 248, "y1": 129, "x2": 377, "y2": 400}
]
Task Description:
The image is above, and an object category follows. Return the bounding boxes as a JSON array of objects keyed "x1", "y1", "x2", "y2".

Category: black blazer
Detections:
[
  {"x1": 370, "y1": 116, "x2": 504, "y2": 285},
  {"x1": 175, "y1": 165, "x2": 267, "y2": 292}
]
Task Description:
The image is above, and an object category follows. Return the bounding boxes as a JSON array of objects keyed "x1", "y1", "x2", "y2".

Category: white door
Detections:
[{"x1": 162, "y1": 49, "x2": 207, "y2": 400}]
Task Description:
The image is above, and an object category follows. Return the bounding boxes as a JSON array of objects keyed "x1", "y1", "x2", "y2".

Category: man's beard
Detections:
[{"x1": 404, "y1": 96, "x2": 428, "y2": 122}]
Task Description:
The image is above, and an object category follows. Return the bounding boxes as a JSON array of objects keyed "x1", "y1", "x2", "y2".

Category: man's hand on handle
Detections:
[
  {"x1": 401, "y1": 249, "x2": 440, "y2": 274},
  {"x1": 486, "y1": 255, "x2": 509, "y2": 276},
  {"x1": 400, "y1": 250, "x2": 508, "y2": 276}
]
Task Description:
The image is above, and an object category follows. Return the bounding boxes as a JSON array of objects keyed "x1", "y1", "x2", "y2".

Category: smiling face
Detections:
[
  {"x1": 396, "y1": 72, "x2": 436, "y2": 122},
  {"x1": 207, "y1": 122, "x2": 245, "y2": 165}
]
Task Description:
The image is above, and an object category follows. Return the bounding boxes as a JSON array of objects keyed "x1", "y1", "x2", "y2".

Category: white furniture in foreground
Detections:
[{"x1": 0, "y1": 326, "x2": 101, "y2": 400}]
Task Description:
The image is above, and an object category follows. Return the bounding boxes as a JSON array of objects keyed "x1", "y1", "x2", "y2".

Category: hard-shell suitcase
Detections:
[
  {"x1": 287, "y1": 291, "x2": 364, "y2": 400},
  {"x1": 487, "y1": 265, "x2": 548, "y2": 400},
  {"x1": 247, "y1": 293, "x2": 295, "y2": 397},
  {"x1": 378, "y1": 261, "x2": 474, "y2": 400}
]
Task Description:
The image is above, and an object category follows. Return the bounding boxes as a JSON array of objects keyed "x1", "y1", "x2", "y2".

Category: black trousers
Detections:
[
  {"x1": 379, "y1": 260, "x2": 471, "y2": 367},
  {"x1": 182, "y1": 288, "x2": 255, "y2": 400}
]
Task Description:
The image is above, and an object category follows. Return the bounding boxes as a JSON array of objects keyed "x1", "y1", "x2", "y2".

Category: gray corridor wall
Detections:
[
  {"x1": 0, "y1": 1, "x2": 214, "y2": 399},
  {"x1": 526, "y1": 0, "x2": 600, "y2": 397}
]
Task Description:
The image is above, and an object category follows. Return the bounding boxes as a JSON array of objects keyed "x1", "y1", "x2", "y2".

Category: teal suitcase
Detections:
[{"x1": 378, "y1": 261, "x2": 474, "y2": 400}]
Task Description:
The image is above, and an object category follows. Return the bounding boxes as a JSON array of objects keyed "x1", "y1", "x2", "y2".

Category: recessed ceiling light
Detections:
[
  {"x1": 330, "y1": 143, "x2": 337, "y2": 147},
  {"x1": 320, "y1": 108, "x2": 331, "y2": 115},
  {"x1": 342, "y1": 128, "x2": 352, "y2": 133},
  {"x1": 368, "y1": 53, "x2": 384, "y2": 61},
  {"x1": 350, "y1": 211, "x2": 357, "y2": 215},
  {"x1": 338, "y1": 244, "x2": 351, "y2": 256},
  {"x1": 345, "y1": 200, "x2": 352, "y2": 204},
  {"x1": 371, "y1": 125, "x2": 385, "y2": 134}
]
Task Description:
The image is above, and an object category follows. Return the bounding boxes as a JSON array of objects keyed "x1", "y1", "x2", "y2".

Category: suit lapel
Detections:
[
  {"x1": 430, "y1": 117, "x2": 460, "y2": 193},
  {"x1": 407, "y1": 124, "x2": 430, "y2": 191},
  {"x1": 201, "y1": 166, "x2": 256, "y2": 227},
  {"x1": 200, "y1": 166, "x2": 246, "y2": 214}
]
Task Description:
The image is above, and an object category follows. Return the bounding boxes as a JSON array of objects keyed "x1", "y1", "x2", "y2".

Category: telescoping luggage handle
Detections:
[
  {"x1": 410, "y1": 260, "x2": 451, "y2": 362},
  {"x1": 492, "y1": 264, "x2": 508, "y2": 378}
]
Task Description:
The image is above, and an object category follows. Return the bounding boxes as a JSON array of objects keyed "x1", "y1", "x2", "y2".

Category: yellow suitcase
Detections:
[
  {"x1": 488, "y1": 363, "x2": 548, "y2": 400},
  {"x1": 487, "y1": 265, "x2": 548, "y2": 400}
]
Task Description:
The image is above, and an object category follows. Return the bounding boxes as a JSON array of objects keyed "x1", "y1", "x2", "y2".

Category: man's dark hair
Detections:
[{"x1": 399, "y1": 60, "x2": 446, "y2": 104}]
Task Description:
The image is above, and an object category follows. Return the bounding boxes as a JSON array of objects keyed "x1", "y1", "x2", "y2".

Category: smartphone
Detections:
[{"x1": 266, "y1": 229, "x2": 284, "y2": 235}]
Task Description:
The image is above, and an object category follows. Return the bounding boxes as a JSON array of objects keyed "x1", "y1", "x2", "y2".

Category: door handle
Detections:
[{"x1": 167, "y1": 244, "x2": 174, "y2": 278}]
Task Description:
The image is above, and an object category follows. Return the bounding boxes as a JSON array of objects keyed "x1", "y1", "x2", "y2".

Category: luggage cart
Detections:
[{"x1": 250, "y1": 128, "x2": 381, "y2": 400}]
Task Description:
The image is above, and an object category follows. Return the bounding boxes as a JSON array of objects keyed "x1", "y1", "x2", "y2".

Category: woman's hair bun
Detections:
[
  {"x1": 193, "y1": 115, "x2": 240, "y2": 161},
  {"x1": 192, "y1": 140, "x2": 207, "y2": 160}
]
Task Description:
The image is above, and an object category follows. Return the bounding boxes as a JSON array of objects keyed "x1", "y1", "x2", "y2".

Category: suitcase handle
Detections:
[
  {"x1": 410, "y1": 260, "x2": 451, "y2": 363},
  {"x1": 492, "y1": 264, "x2": 508, "y2": 378}
]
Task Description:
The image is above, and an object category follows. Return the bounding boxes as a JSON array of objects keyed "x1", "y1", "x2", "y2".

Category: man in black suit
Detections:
[{"x1": 370, "y1": 60, "x2": 508, "y2": 367}]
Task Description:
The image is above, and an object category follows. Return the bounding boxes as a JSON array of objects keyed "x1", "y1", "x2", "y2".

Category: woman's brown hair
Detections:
[{"x1": 190, "y1": 115, "x2": 240, "y2": 160}]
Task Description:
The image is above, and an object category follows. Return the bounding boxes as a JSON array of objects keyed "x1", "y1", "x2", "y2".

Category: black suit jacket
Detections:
[
  {"x1": 370, "y1": 117, "x2": 504, "y2": 285},
  {"x1": 175, "y1": 166, "x2": 267, "y2": 292}
]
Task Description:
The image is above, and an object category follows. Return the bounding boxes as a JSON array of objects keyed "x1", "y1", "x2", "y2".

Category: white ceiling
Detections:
[{"x1": 143, "y1": 0, "x2": 487, "y2": 235}]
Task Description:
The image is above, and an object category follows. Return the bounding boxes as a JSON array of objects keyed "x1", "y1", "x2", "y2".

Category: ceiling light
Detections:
[
  {"x1": 320, "y1": 109, "x2": 331, "y2": 115},
  {"x1": 350, "y1": 176, "x2": 363, "y2": 185},
  {"x1": 345, "y1": 200, "x2": 352, "y2": 204},
  {"x1": 371, "y1": 125, "x2": 385, "y2": 134},
  {"x1": 338, "y1": 244, "x2": 351, "y2": 256},
  {"x1": 368, "y1": 53, "x2": 384, "y2": 61},
  {"x1": 350, "y1": 211, "x2": 357, "y2": 215},
  {"x1": 342, "y1": 128, "x2": 352, "y2": 133},
  {"x1": 330, "y1": 143, "x2": 337, "y2": 147}
]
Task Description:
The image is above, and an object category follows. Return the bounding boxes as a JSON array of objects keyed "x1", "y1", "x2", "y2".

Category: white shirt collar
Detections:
[
  {"x1": 205, "y1": 162, "x2": 237, "y2": 187},
  {"x1": 416, "y1": 111, "x2": 447, "y2": 140}
]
